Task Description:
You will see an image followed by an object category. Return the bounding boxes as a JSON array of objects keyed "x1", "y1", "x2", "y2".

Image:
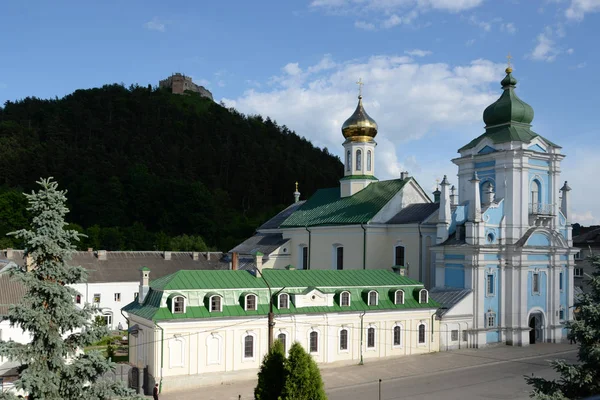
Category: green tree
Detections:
[
  {"x1": 169, "y1": 234, "x2": 209, "y2": 251},
  {"x1": 280, "y1": 342, "x2": 327, "y2": 400},
  {"x1": 254, "y1": 340, "x2": 286, "y2": 400},
  {"x1": 0, "y1": 178, "x2": 139, "y2": 400},
  {"x1": 525, "y1": 254, "x2": 600, "y2": 399}
]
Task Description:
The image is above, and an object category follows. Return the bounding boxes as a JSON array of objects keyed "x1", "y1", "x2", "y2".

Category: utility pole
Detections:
[{"x1": 254, "y1": 267, "x2": 285, "y2": 351}]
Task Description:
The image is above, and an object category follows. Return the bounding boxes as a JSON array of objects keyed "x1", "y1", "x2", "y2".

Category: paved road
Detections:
[
  {"x1": 326, "y1": 350, "x2": 578, "y2": 400},
  {"x1": 160, "y1": 344, "x2": 577, "y2": 400}
]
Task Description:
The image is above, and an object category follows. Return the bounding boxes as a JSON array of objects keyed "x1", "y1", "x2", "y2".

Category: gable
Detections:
[
  {"x1": 528, "y1": 144, "x2": 546, "y2": 153},
  {"x1": 371, "y1": 179, "x2": 432, "y2": 223},
  {"x1": 478, "y1": 145, "x2": 497, "y2": 154}
]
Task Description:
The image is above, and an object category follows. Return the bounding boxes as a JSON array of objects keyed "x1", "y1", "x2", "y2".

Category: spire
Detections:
[{"x1": 341, "y1": 78, "x2": 378, "y2": 142}]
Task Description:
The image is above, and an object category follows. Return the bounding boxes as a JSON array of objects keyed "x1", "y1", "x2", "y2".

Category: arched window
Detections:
[
  {"x1": 346, "y1": 150, "x2": 352, "y2": 171},
  {"x1": 340, "y1": 291, "x2": 351, "y2": 306},
  {"x1": 368, "y1": 290, "x2": 378, "y2": 306},
  {"x1": 531, "y1": 179, "x2": 541, "y2": 210},
  {"x1": 245, "y1": 294, "x2": 257, "y2": 311},
  {"x1": 333, "y1": 245, "x2": 344, "y2": 270},
  {"x1": 210, "y1": 295, "x2": 222, "y2": 312},
  {"x1": 419, "y1": 289, "x2": 428, "y2": 304},
  {"x1": 173, "y1": 296, "x2": 185, "y2": 313},
  {"x1": 393, "y1": 325, "x2": 402, "y2": 346},
  {"x1": 367, "y1": 327, "x2": 375, "y2": 348},
  {"x1": 339, "y1": 329, "x2": 349, "y2": 351},
  {"x1": 244, "y1": 334, "x2": 254, "y2": 358},
  {"x1": 277, "y1": 332, "x2": 287, "y2": 352},
  {"x1": 298, "y1": 244, "x2": 308, "y2": 270},
  {"x1": 278, "y1": 293, "x2": 289, "y2": 309},
  {"x1": 418, "y1": 324, "x2": 426, "y2": 344},
  {"x1": 367, "y1": 150, "x2": 372, "y2": 171},
  {"x1": 309, "y1": 331, "x2": 318, "y2": 353},
  {"x1": 356, "y1": 149, "x2": 362, "y2": 171},
  {"x1": 394, "y1": 290, "x2": 404, "y2": 305}
]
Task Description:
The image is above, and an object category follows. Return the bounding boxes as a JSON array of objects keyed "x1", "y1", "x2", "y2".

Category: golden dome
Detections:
[{"x1": 341, "y1": 95, "x2": 378, "y2": 142}]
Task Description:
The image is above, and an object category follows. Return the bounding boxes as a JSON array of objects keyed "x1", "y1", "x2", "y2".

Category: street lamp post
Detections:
[{"x1": 254, "y1": 267, "x2": 285, "y2": 351}]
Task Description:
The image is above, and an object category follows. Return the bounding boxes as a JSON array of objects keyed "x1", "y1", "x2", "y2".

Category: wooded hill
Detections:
[{"x1": 0, "y1": 85, "x2": 343, "y2": 251}]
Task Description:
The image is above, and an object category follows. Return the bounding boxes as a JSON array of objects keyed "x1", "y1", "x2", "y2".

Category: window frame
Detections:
[
  {"x1": 394, "y1": 245, "x2": 405, "y2": 267},
  {"x1": 366, "y1": 326, "x2": 376, "y2": 349},
  {"x1": 486, "y1": 274, "x2": 495, "y2": 296},
  {"x1": 356, "y1": 149, "x2": 362, "y2": 171},
  {"x1": 419, "y1": 289, "x2": 428, "y2": 304},
  {"x1": 368, "y1": 290, "x2": 379, "y2": 306},
  {"x1": 367, "y1": 150, "x2": 372, "y2": 171},
  {"x1": 559, "y1": 271, "x2": 564, "y2": 292},
  {"x1": 574, "y1": 267, "x2": 583, "y2": 277},
  {"x1": 392, "y1": 324, "x2": 403, "y2": 348},
  {"x1": 346, "y1": 150, "x2": 352, "y2": 171},
  {"x1": 173, "y1": 296, "x2": 186, "y2": 314},
  {"x1": 339, "y1": 328, "x2": 349, "y2": 352},
  {"x1": 340, "y1": 291, "x2": 351, "y2": 307},
  {"x1": 278, "y1": 293, "x2": 289, "y2": 309},
  {"x1": 394, "y1": 289, "x2": 404, "y2": 305},
  {"x1": 486, "y1": 310, "x2": 496, "y2": 328},
  {"x1": 451, "y1": 330, "x2": 459, "y2": 342},
  {"x1": 559, "y1": 306, "x2": 565, "y2": 321},
  {"x1": 245, "y1": 294, "x2": 257, "y2": 311},
  {"x1": 532, "y1": 272, "x2": 540, "y2": 295},
  {"x1": 277, "y1": 332, "x2": 287, "y2": 353},
  {"x1": 114, "y1": 293, "x2": 121, "y2": 302},
  {"x1": 75, "y1": 294, "x2": 82, "y2": 304},
  {"x1": 299, "y1": 245, "x2": 309, "y2": 270},
  {"x1": 334, "y1": 245, "x2": 344, "y2": 270},
  {"x1": 210, "y1": 295, "x2": 223, "y2": 312},
  {"x1": 418, "y1": 323, "x2": 426, "y2": 345},
  {"x1": 243, "y1": 333, "x2": 255, "y2": 360},
  {"x1": 93, "y1": 293, "x2": 101, "y2": 304},
  {"x1": 309, "y1": 331, "x2": 319, "y2": 354}
]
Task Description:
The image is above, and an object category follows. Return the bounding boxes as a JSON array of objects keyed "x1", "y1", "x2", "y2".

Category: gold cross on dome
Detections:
[
  {"x1": 356, "y1": 77, "x2": 364, "y2": 97},
  {"x1": 506, "y1": 53, "x2": 512, "y2": 68}
]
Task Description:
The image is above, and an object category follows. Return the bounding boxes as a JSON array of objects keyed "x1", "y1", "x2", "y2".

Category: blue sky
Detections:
[{"x1": 1, "y1": 0, "x2": 599, "y2": 223}]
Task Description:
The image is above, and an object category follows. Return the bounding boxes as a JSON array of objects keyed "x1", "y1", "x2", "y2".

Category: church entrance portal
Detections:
[{"x1": 529, "y1": 312, "x2": 543, "y2": 344}]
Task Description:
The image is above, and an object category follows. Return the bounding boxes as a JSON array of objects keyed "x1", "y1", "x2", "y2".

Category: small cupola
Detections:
[
  {"x1": 342, "y1": 94, "x2": 378, "y2": 142},
  {"x1": 482, "y1": 66, "x2": 534, "y2": 127}
]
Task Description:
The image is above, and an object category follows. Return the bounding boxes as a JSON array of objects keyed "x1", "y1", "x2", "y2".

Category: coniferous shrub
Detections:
[
  {"x1": 254, "y1": 339, "x2": 286, "y2": 400},
  {"x1": 280, "y1": 342, "x2": 327, "y2": 400}
]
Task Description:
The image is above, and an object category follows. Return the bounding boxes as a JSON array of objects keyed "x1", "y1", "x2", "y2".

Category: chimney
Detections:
[
  {"x1": 400, "y1": 171, "x2": 410, "y2": 180},
  {"x1": 253, "y1": 251, "x2": 264, "y2": 274},
  {"x1": 294, "y1": 182, "x2": 301, "y2": 204},
  {"x1": 6, "y1": 248, "x2": 13, "y2": 259},
  {"x1": 97, "y1": 250, "x2": 107, "y2": 261},
  {"x1": 139, "y1": 267, "x2": 150, "y2": 304},
  {"x1": 164, "y1": 251, "x2": 171, "y2": 261},
  {"x1": 192, "y1": 252, "x2": 199, "y2": 261},
  {"x1": 433, "y1": 186, "x2": 441, "y2": 203},
  {"x1": 231, "y1": 252, "x2": 239, "y2": 271},
  {"x1": 560, "y1": 181, "x2": 571, "y2": 222},
  {"x1": 450, "y1": 185, "x2": 458, "y2": 206}
]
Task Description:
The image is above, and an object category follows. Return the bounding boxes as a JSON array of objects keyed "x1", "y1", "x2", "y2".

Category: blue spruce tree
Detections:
[{"x1": 0, "y1": 178, "x2": 140, "y2": 400}]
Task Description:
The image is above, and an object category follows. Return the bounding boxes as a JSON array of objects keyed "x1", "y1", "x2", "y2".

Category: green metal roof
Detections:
[
  {"x1": 339, "y1": 175, "x2": 379, "y2": 181},
  {"x1": 122, "y1": 269, "x2": 439, "y2": 321},
  {"x1": 280, "y1": 178, "x2": 409, "y2": 227},
  {"x1": 459, "y1": 125, "x2": 558, "y2": 151}
]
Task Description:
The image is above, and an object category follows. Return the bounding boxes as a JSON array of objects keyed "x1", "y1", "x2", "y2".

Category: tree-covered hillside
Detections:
[{"x1": 0, "y1": 85, "x2": 343, "y2": 251}]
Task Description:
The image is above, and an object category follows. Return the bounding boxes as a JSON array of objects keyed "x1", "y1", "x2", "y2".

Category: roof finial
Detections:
[
  {"x1": 356, "y1": 77, "x2": 364, "y2": 99},
  {"x1": 295, "y1": 181, "x2": 299, "y2": 192},
  {"x1": 506, "y1": 52, "x2": 513, "y2": 74}
]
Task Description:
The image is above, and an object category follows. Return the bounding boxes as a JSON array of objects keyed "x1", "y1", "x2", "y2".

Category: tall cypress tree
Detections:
[
  {"x1": 254, "y1": 339, "x2": 286, "y2": 400},
  {"x1": 280, "y1": 342, "x2": 327, "y2": 400},
  {"x1": 525, "y1": 254, "x2": 600, "y2": 399},
  {"x1": 0, "y1": 178, "x2": 138, "y2": 400}
]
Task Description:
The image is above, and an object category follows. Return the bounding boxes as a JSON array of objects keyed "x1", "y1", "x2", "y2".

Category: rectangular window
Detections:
[
  {"x1": 533, "y1": 273, "x2": 540, "y2": 294},
  {"x1": 451, "y1": 330, "x2": 459, "y2": 341},
  {"x1": 559, "y1": 272, "x2": 564, "y2": 291},
  {"x1": 395, "y1": 246, "x2": 405, "y2": 266},
  {"x1": 487, "y1": 312, "x2": 496, "y2": 328},
  {"x1": 336, "y1": 247, "x2": 344, "y2": 270},
  {"x1": 559, "y1": 308, "x2": 565, "y2": 320},
  {"x1": 486, "y1": 274, "x2": 494, "y2": 296},
  {"x1": 93, "y1": 294, "x2": 101, "y2": 304},
  {"x1": 574, "y1": 251, "x2": 581, "y2": 260},
  {"x1": 114, "y1": 293, "x2": 121, "y2": 302},
  {"x1": 462, "y1": 330, "x2": 468, "y2": 342},
  {"x1": 302, "y1": 246, "x2": 308, "y2": 270},
  {"x1": 575, "y1": 268, "x2": 583, "y2": 277}
]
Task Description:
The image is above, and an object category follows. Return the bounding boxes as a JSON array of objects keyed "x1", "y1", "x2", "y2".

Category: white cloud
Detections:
[
  {"x1": 566, "y1": 0, "x2": 600, "y2": 21},
  {"x1": 501, "y1": 22, "x2": 517, "y2": 34},
  {"x1": 567, "y1": 48, "x2": 575, "y2": 54},
  {"x1": 310, "y1": 0, "x2": 483, "y2": 28},
  {"x1": 529, "y1": 28, "x2": 559, "y2": 62},
  {"x1": 469, "y1": 15, "x2": 492, "y2": 31},
  {"x1": 405, "y1": 49, "x2": 432, "y2": 57},
  {"x1": 222, "y1": 54, "x2": 504, "y2": 182},
  {"x1": 144, "y1": 17, "x2": 166, "y2": 32},
  {"x1": 355, "y1": 20, "x2": 376, "y2": 30}
]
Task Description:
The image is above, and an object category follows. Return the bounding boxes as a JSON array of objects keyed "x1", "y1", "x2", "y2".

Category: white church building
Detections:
[{"x1": 229, "y1": 66, "x2": 576, "y2": 349}]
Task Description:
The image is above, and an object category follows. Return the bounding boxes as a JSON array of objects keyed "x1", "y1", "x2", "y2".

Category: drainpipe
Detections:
[
  {"x1": 418, "y1": 222, "x2": 423, "y2": 283},
  {"x1": 155, "y1": 322, "x2": 164, "y2": 394},
  {"x1": 305, "y1": 226, "x2": 312, "y2": 270},
  {"x1": 361, "y1": 224, "x2": 367, "y2": 270},
  {"x1": 359, "y1": 311, "x2": 366, "y2": 365}
]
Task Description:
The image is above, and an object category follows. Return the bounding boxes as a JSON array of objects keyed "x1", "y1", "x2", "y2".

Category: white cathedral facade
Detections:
[{"x1": 230, "y1": 66, "x2": 576, "y2": 349}]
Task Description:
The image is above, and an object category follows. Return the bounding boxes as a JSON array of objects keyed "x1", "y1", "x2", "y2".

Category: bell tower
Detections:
[{"x1": 340, "y1": 78, "x2": 378, "y2": 198}]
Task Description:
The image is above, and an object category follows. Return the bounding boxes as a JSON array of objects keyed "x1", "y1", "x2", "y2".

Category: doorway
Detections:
[{"x1": 529, "y1": 312, "x2": 543, "y2": 344}]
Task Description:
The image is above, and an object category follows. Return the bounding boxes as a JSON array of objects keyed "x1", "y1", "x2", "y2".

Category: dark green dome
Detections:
[{"x1": 483, "y1": 68, "x2": 534, "y2": 127}]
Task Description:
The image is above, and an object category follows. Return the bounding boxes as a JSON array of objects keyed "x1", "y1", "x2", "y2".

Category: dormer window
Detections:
[
  {"x1": 173, "y1": 296, "x2": 185, "y2": 314},
  {"x1": 394, "y1": 290, "x2": 404, "y2": 305},
  {"x1": 340, "y1": 291, "x2": 351, "y2": 307},
  {"x1": 419, "y1": 289, "x2": 428, "y2": 304},
  {"x1": 278, "y1": 293, "x2": 289, "y2": 309},
  {"x1": 368, "y1": 290, "x2": 378, "y2": 306},
  {"x1": 245, "y1": 294, "x2": 257, "y2": 311},
  {"x1": 210, "y1": 295, "x2": 222, "y2": 312}
]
